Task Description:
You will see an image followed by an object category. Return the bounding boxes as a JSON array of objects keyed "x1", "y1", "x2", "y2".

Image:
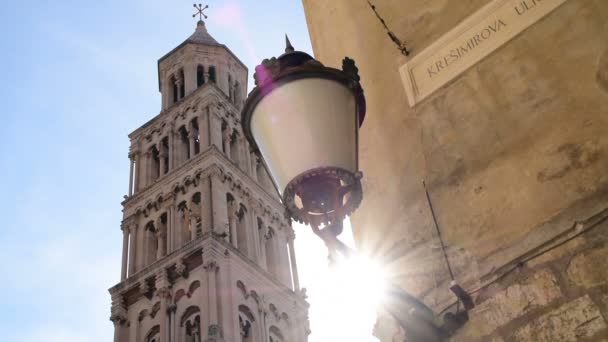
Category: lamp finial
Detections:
[{"x1": 285, "y1": 35, "x2": 295, "y2": 53}]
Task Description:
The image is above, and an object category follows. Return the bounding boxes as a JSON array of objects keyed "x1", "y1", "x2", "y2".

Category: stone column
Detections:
[
  {"x1": 250, "y1": 153, "x2": 258, "y2": 181},
  {"x1": 287, "y1": 230, "x2": 300, "y2": 290},
  {"x1": 161, "y1": 78, "x2": 169, "y2": 110},
  {"x1": 278, "y1": 228, "x2": 292, "y2": 287},
  {"x1": 243, "y1": 207, "x2": 255, "y2": 259},
  {"x1": 239, "y1": 137, "x2": 250, "y2": 172},
  {"x1": 128, "y1": 154, "x2": 134, "y2": 196},
  {"x1": 136, "y1": 220, "x2": 146, "y2": 271},
  {"x1": 222, "y1": 130, "x2": 231, "y2": 159},
  {"x1": 200, "y1": 260, "x2": 210, "y2": 335},
  {"x1": 111, "y1": 319, "x2": 127, "y2": 342},
  {"x1": 159, "y1": 148, "x2": 167, "y2": 176},
  {"x1": 128, "y1": 223, "x2": 137, "y2": 275},
  {"x1": 249, "y1": 207, "x2": 262, "y2": 264},
  {"x1": 210, "y1": 170, "x2": 228, "y2": 235},
  {"x1": 155, "y1": 216, "x2": 166, "y2": 260},
  {"x1": 166, "y1": 205, "x2": 174, "y2": 253},
  {"x1": 190, "y1": 212, "x2": 198, "y2": 241},
  {"x1": 110, "y1": 293, "x2": 128, "y2": 342},
  {"x1": 135, "y1": 314, "x2": 142, "y2": 342},
  {"x1": 168, "y1": 304, "x2": 177, "y2": 342},
  {"x1": 175, "y1": 78, "x2": 184, "y2": 100},
  {"x1": 168, "y1": 124, "x2": 175, "y2": 171},
  {"x1": 228, "y1": 209, "x2": 237, "y2": 248},
  {"x1": 120, "y1": 224, "x2": 129, "y2": 280},
  {"x1": 259, "y1": 304, "x2": 269, "y2": 342},
  {"x1": 184, "y1": 63, "x2": 197, "y2": 96},
  {"x1": 258, "y1": 219, "x2": 268, "y2": 270},
  {"x1": 175, "y1": 208, "x2": 184, "y2": 249},
  {"x1": 134, "y1": 151, "x2": 141, "y2": 192},
  {"x1": 142, "y1": 151, "x2": 150, "y2": 189},
  {"x1": 188, "y1": 123, "x2": 196, "y2": 159},
  {"x1": 156, "y1": 269, "x2": 171, "y2": 342},
  {"x1": 209, "y1": 105, "x2": 223, "y2": 149},
  {"x1": 245, "y1": 142, "x2": 252, "y2": 175},
  {"x1": 142, "y1": 226, "x2": 151, "y2": 268},
  {"x1": 218, "y1": 257, "x2": 235, "y2": 342},
  {"x1": 198, "y1": 106, "x2": 210, "y2": 149},
  {"x1": 205, "y1": 260, "x2": 220, "y2": 326},
  {"x1": 201, "y1": 176, "x2": 213, "y2": 234}
]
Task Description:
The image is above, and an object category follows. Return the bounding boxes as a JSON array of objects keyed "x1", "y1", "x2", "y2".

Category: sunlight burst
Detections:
[{"x1": 295, "y1": 219, "x2": 388, "y2": 342}]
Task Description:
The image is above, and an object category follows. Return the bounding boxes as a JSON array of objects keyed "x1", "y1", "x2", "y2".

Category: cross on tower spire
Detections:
[{"x1": 192, "y1": 3, "x2": 208, "y2": 21}]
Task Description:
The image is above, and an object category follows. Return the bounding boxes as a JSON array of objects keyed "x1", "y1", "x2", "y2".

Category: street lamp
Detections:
[
  {"x1": 241, "y1": 37, "x2": 464, "y2": 341},
  {"x1": 242, "y1": 37, "x2": 364, "y2": 236}
]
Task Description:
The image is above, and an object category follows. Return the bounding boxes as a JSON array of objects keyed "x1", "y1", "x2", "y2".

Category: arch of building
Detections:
[
  {"x1": 180, "y1": 305, "x2": 202, "y2": 342},
  {"x1": 145, "y1": 325, "x2": 161, "y2": 342},
  {"x1": 238, "y1": 304, "x2": 257, "y2": 342}
]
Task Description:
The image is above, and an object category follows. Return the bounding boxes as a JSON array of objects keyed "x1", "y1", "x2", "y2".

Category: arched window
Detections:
[
  {"x1": 236, "y1": 204, "x2": 248, "y2": 255},
  {"x1": 181, "y1": 306, "x2": 201, "y2": 342},
  {"x1": 172, "y1": 76, "x2": 179, "y2": 104},
  {"x1": 146, "y1": 325, "x2": 160, "y2": 342},
  {"x1": 150, "y1": 145, "x2": 160, "y2": 181},
  {"x1": 188, "y1": 280, "x2": 200, "y2": 295},
  {"x1": 179, "y1": 69, "x2": 185, "y2": 99},
  {"x1": 191, "y1": 117, "x2": 200, "y2": 155},
  {"x1": 161, "y1": 137, "x2": 169, "y2": 175},
  {"x1": 234, "y1": 81, "x2": 241, "y2": 105},
  {"x1": 228, "y1": 74, "x2": 233, "y2": 101},
  {"x1": 209, "y1": 66, "x2": 216, "y2": 83},
  {"x1": 239, "y1": 305, "x2": 256, "y2": 342},
  {"x1": 145, "y1": 221, "x2": 157, "y2": 266},
  {"x1": 190, "y1": 192, "x2": 202, "y2": 239},
  {"x1": 178, "y1": 125, "x2": 189, "y2": 164},
  {"x1": 174, "y1": 289, "x2": 186, "y2": 304},
  {"x1": 269, "y1": 326, "x2": 285, "y2": 342},
  {"x1": 227, "y1": 193, "x2": 236, "y2": 245},
  {"x1": 197, "y1": 65, "x2": 205, "y2": 87}
]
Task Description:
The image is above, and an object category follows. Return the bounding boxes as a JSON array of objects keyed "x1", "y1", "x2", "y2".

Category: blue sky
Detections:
[{"x1": 0, "y1": 1, "x2": 315, "y2": 341}]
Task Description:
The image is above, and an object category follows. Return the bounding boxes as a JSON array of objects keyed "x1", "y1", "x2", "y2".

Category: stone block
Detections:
[
  {"x1": 450, "y1": 269, "x2": 562, "y2": 341},
  {"x1": 471, "y1": 269, "x2": 561, "y2": 334},
  {"x1": 567, "y1": 246, "x2": 608, "y2": 287},
  {"x1": 510, "y1": 295, "x2": 607, "y2": 342}
]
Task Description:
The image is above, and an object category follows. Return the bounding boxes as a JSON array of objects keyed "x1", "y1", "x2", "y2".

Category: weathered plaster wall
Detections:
[{"x1": 302, "y1": 0, "x2": 608, "y2": 340}]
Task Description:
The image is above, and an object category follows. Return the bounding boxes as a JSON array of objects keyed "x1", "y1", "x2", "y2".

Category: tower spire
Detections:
[{"x1": 285, "y1": 35, "x2": 295, "y2": 53}]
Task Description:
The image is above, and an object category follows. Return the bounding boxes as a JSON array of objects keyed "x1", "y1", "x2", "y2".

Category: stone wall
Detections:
[
  {"x1": 450, "y1": 213, "x2": 608, "y2": 341},
  {"x1": 301, "y1": 0, "x2": 608, "y2": 340}
]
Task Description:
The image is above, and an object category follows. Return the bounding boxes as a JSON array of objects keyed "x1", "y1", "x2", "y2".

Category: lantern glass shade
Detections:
[{"x1": 250, "y1": 77, "x2": 358, "y2": 195}]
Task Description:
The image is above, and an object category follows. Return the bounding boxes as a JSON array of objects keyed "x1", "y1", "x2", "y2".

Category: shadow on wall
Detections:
[{"x1": 598, "y1": 48, "x2": 608, "y2": 92}]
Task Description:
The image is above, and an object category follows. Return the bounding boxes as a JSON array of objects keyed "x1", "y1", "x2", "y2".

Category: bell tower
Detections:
[{"x1": 109, "y1": 14, "x2": 310, "y2": 342}]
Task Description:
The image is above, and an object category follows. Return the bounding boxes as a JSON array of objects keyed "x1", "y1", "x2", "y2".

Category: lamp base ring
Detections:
[{"x1": 282, "y1": 167, "x2": 363, "y2": 229}]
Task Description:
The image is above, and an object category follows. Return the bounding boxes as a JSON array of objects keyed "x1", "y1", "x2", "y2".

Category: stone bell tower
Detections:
[{"x1": 108, "y1": 16, "x2": 310, "y2": 342}]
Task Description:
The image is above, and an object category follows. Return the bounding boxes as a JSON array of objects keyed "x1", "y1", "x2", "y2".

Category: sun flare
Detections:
[{"x1": 295, "y1": 219, "x2": 388, "y2": 341}]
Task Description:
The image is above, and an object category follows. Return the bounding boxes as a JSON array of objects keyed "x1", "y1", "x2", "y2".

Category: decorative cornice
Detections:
[
  {"x1": 122, "y1": 148, "x2": 284, "y2": 223},
  {"x1": 203, "y1": 260, "x2": 219, "y2": 272},
  {"x1": 140, "y1": 281, "x2": 153, "y2": 299},
  {"x1": 175, "y1": 258, "x2": 189, "y2": 279},
  {"x1": 129, "y1": 83, "x2": 240, "y2": 142},
  {"x1": 109, "y1": 232, "x2": 308, "y2": 309}
]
